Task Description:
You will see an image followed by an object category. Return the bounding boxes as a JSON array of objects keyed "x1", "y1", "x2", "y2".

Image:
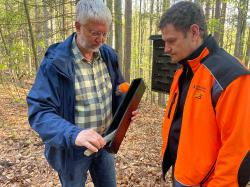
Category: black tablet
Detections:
[{"x1": 104, "y1": 78, "x2": 146, "y2": 153}]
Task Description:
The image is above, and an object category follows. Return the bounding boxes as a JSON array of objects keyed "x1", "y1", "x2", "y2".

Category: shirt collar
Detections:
[{"x1": 71, "y1": 33, "x2": 101, "y2": 64}]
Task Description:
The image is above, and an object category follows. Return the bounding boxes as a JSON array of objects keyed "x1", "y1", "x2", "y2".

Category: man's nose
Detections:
[
  {"x1": 164, "y1": 43, "x2": 171, "y2": 53},
  {"x1": 96, "y1": 35, "x2": 105, "y2": 43}
]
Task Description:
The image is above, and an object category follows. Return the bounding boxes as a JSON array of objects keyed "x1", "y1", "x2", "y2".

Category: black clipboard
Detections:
[{"x1": 104, "y1": 78, "x2": 146, "y2": 153}]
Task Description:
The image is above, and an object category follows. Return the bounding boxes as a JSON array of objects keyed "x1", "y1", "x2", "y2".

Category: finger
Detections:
[
  {"x1": 131, "y1": 116, "x2": 136, "y2": 121},
  {"x1": 97, "y1": 135, "x2": 106, "y2": 147},
  {"x1": 84, "y1": 141, "x2": 99, "y2": 153},
  {"x1": 89, "y1": 134, "x2": 106, "y2": 149},
  {"x1": 132, "y1": 110, "x2": 138, "y2": 115}
]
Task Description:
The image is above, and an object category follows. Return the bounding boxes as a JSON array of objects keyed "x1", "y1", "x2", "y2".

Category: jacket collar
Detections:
[
  {"x1": 178, "y1": 36, "x2": 219, "y2": 72},
  {"x1": 44, "y1": 33, "x2": 75, "y2": 79}
]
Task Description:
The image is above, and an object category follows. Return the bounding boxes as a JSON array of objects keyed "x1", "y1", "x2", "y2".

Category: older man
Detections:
[{"x1": 27, "y1": 0, "x2": 137, "y2": 186}]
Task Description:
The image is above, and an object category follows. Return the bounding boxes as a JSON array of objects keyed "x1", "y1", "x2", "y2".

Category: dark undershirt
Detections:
[{"x1": 167, "y1": 64, "x2": 193, "y2": 165}]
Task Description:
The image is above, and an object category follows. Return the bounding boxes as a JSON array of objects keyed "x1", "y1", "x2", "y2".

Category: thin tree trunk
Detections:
[
  {"x1": 123, "y1": 0, "x2": 132, "y2": 82},
  {"x1": 214, "y1": 0, "x2": 221, "y2": 42},
  {"x1": 157, "y1": 0, "x2": 168, "y2": 106},
  {"x1": 245, "y1": 27, "x2": 250, "y2": 68},
  {"x1": 62, "y1": 0, "x2": 66, "y2": 40},
  {"x1": 205, "y1": 0, "x2": 211, "y2": 20},
  {"x1": 50, "y1": 4, "x2": 54, "y2": 43},
  {"x1": 23, "y1": 0, "x2": 38, "y2": 71},
  {"x1": 43, "y1": 0, "x2": 49, "y2": 47},
  {"x1": 219, "y1": 2, "x2": 227, "y2": 47},
  {"x1": 139, "y1": 1, "x2": 146, "y2": 78},
  {"x1": 35, "y1": 0, "x2": 42, "y2": 63},
  {"x1": 137, "y1": 0, "x2": 142, "y2": 78},
  {"x1": 234, "y1": 0, "x2": 249, "y2": 60},
  {"x1": 149, "y1": 0, "x2": 155, "y2": 103},
  {"x1": 106, "y1": 0, "x2": 113, "y2": 47},
  {"x1": 114, "y1": 0, "x2": 123, "y2": 70}
]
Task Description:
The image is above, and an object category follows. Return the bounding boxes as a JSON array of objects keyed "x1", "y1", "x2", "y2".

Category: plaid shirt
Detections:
[{"x1": 72, "y1": 35, "x2": 112, "y2": 134}]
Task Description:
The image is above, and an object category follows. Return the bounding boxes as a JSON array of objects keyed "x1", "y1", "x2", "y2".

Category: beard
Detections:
[{"x1": 77, "y1": 35, "x2": 102, "y2": 52}]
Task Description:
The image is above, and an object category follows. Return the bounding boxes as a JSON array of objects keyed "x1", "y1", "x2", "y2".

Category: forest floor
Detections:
[{"x1": 0, "y1": 84, "x2": 172, "y2": 187}]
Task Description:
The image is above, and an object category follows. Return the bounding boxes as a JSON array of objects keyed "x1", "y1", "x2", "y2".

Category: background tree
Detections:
[
  {"x1": 213, "y1": 0, "x2": 221, "y2": 42},
  {"x1": 23, "y1": 0, "x2": 38, "y2": 71},
  {"x1": 245, "y1": 27, "x2": 250, "y2": 68},
  {"x1": 114, "y1": 0, "x2": 123, "y2": 69},
  {"x1": 219, "y1": 1, "x2": 227, "y2": 47},
  {"x1": 234, "y1": 0, "x2": 249, "y2": 60},
  {"x1": 106, "y1": 0, "x2": 113, "y2": 47},
  {"x1": 123, "y1": 0, "x2": 132, "y2": 82}
]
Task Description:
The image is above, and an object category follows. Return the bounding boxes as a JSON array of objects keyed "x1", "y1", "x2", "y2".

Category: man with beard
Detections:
[{"x1": 27, "y1": 0, "x2": 137, "y2": 186}]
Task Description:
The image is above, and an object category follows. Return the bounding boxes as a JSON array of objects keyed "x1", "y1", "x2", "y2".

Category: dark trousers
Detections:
[{"x1": 58, "y1": 149, "x2": 116, "y2": 187}]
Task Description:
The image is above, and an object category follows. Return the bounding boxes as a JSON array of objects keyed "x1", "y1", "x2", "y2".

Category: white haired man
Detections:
[{"x1": 27, "y1": 0, "x2": 137, "y2": 186}]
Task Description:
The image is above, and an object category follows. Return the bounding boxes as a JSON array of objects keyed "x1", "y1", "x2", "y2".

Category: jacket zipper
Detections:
[
  {"x1": 200, "y1": 162, "x2": 216, "y2": 186},
  {"x1": 168, "y1": 92, "x2": 177, "y2": 119}
]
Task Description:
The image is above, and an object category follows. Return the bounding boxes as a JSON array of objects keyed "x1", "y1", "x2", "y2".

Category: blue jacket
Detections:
[{"x1": 27, "y1": 33, "x2": 125, "y2": 174}]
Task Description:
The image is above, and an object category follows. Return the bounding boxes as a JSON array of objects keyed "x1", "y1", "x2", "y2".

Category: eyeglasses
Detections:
[{"x1": 82, "y1": 26, "x2": 109, "y2": 39}]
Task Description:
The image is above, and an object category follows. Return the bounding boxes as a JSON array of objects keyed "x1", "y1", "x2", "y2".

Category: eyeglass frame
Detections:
[{"x1": 81, "y1": 25, "x2": 109, "y2": 39}]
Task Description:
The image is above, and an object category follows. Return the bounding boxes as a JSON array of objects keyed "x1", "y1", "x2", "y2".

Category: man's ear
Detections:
[
  {"x1": 190, "y1": 24, "x2": 200, "y2": 39},
  {"x1": 75, "y1": 22, "x2": 81, "y2": 32}
]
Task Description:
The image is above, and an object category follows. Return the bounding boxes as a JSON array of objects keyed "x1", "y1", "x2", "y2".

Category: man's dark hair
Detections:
[{"x1": 159, "y1": 1, "x2": 208, "y2": 39}]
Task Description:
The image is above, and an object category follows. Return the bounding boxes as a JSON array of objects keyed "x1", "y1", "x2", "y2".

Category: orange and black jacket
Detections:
[{"x1": 162, "y1": 36, "x2": 250, "y2": 187}]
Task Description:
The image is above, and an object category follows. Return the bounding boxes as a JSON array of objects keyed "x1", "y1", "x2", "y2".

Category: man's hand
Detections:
[
  {"x1": 131, "y1": 110, "x2": 139, "y2": 121},
  {"x1": 75, "y1": 129, "x2": 106, "y2": 153}
]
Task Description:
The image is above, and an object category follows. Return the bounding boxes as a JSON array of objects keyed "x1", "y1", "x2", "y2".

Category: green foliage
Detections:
[
  {"x1": 207, "y1": 18, "x2": 220, "y2": 34},
  {"x1": 0, "y1": 63, "x2": 8, "y2": 70}
]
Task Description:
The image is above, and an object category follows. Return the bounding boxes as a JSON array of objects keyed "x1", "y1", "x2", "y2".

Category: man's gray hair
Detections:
[
  {"x1": 159, "y1": 1, "x2": 208, "y2": 39},
  {"x1": 76, "y1": 0, "x2": 112, "y2": 26}
]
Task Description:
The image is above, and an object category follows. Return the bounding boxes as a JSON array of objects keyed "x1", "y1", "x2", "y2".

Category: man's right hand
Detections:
[{"x1": 75, "y1": 129, "x2": 106, "y2": 153}]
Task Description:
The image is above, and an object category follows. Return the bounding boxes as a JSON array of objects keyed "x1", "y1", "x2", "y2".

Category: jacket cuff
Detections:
[{"x1": 69, "y1": 127, "x2": 82, "y2": 146}]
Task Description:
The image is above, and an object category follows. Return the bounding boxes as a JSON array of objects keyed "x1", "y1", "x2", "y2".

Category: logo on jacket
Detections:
[
  {"x1": 193, "y1": 84, "x2": 207, "y2": 100},
  {"x1": 194, "y1": 92, "x2": 203, "y2": 99}
]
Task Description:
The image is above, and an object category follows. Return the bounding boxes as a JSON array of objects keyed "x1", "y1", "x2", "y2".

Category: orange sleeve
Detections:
[{"x1": 207, "y1": 75, "x2": 250, "y2": 187}]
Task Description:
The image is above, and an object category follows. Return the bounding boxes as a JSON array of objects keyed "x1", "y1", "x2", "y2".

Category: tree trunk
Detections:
[
  {"x1": 245, "y1": 27, "x2": 250, "y2": 68},
  {"x1": 114, "y1": 0, "x2": 123, "y2": 70},
  {"x1": 137, "y1": 0, "x2": 142, "y2": 78},
  {"x1": 23, "y1": 0, "x2": 38, "y2": 71},
  {"x1": 61, "y1": 0, "x2": 66, "y2": 40},
  {"x1": 123, "y1": 0, "x2": 132, "y2": 82},
  {"x1": 157, "y1": 0, "x2": 168, "y2": 106},
  {"x1": 219, "y1": 2, "x2": 227, "y2": 47},
  {"x1": 106, "y1": 0, "x2": 113, "y2": 47},
  {"x1": 234, "y1": 0, "x2": 249, "y2": 60},
  {"x1": 43, "y1": 0, "x2": 49, "y2": 47},
  {"x1": 139, "y1": 1, "x2": 146, "y2": 78},
  {"x1": 213, "y1": 0, "x2": 221, "y2": 42},
  {"x1": 35, "y1": 0, "x2": 42, "y2": 63},
  {"x1": 205, "y1": 0, "x2": 211, "y2": 20},
  {"x1": 149, "y1": 0, "x2": 155, "y2": 103}
]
